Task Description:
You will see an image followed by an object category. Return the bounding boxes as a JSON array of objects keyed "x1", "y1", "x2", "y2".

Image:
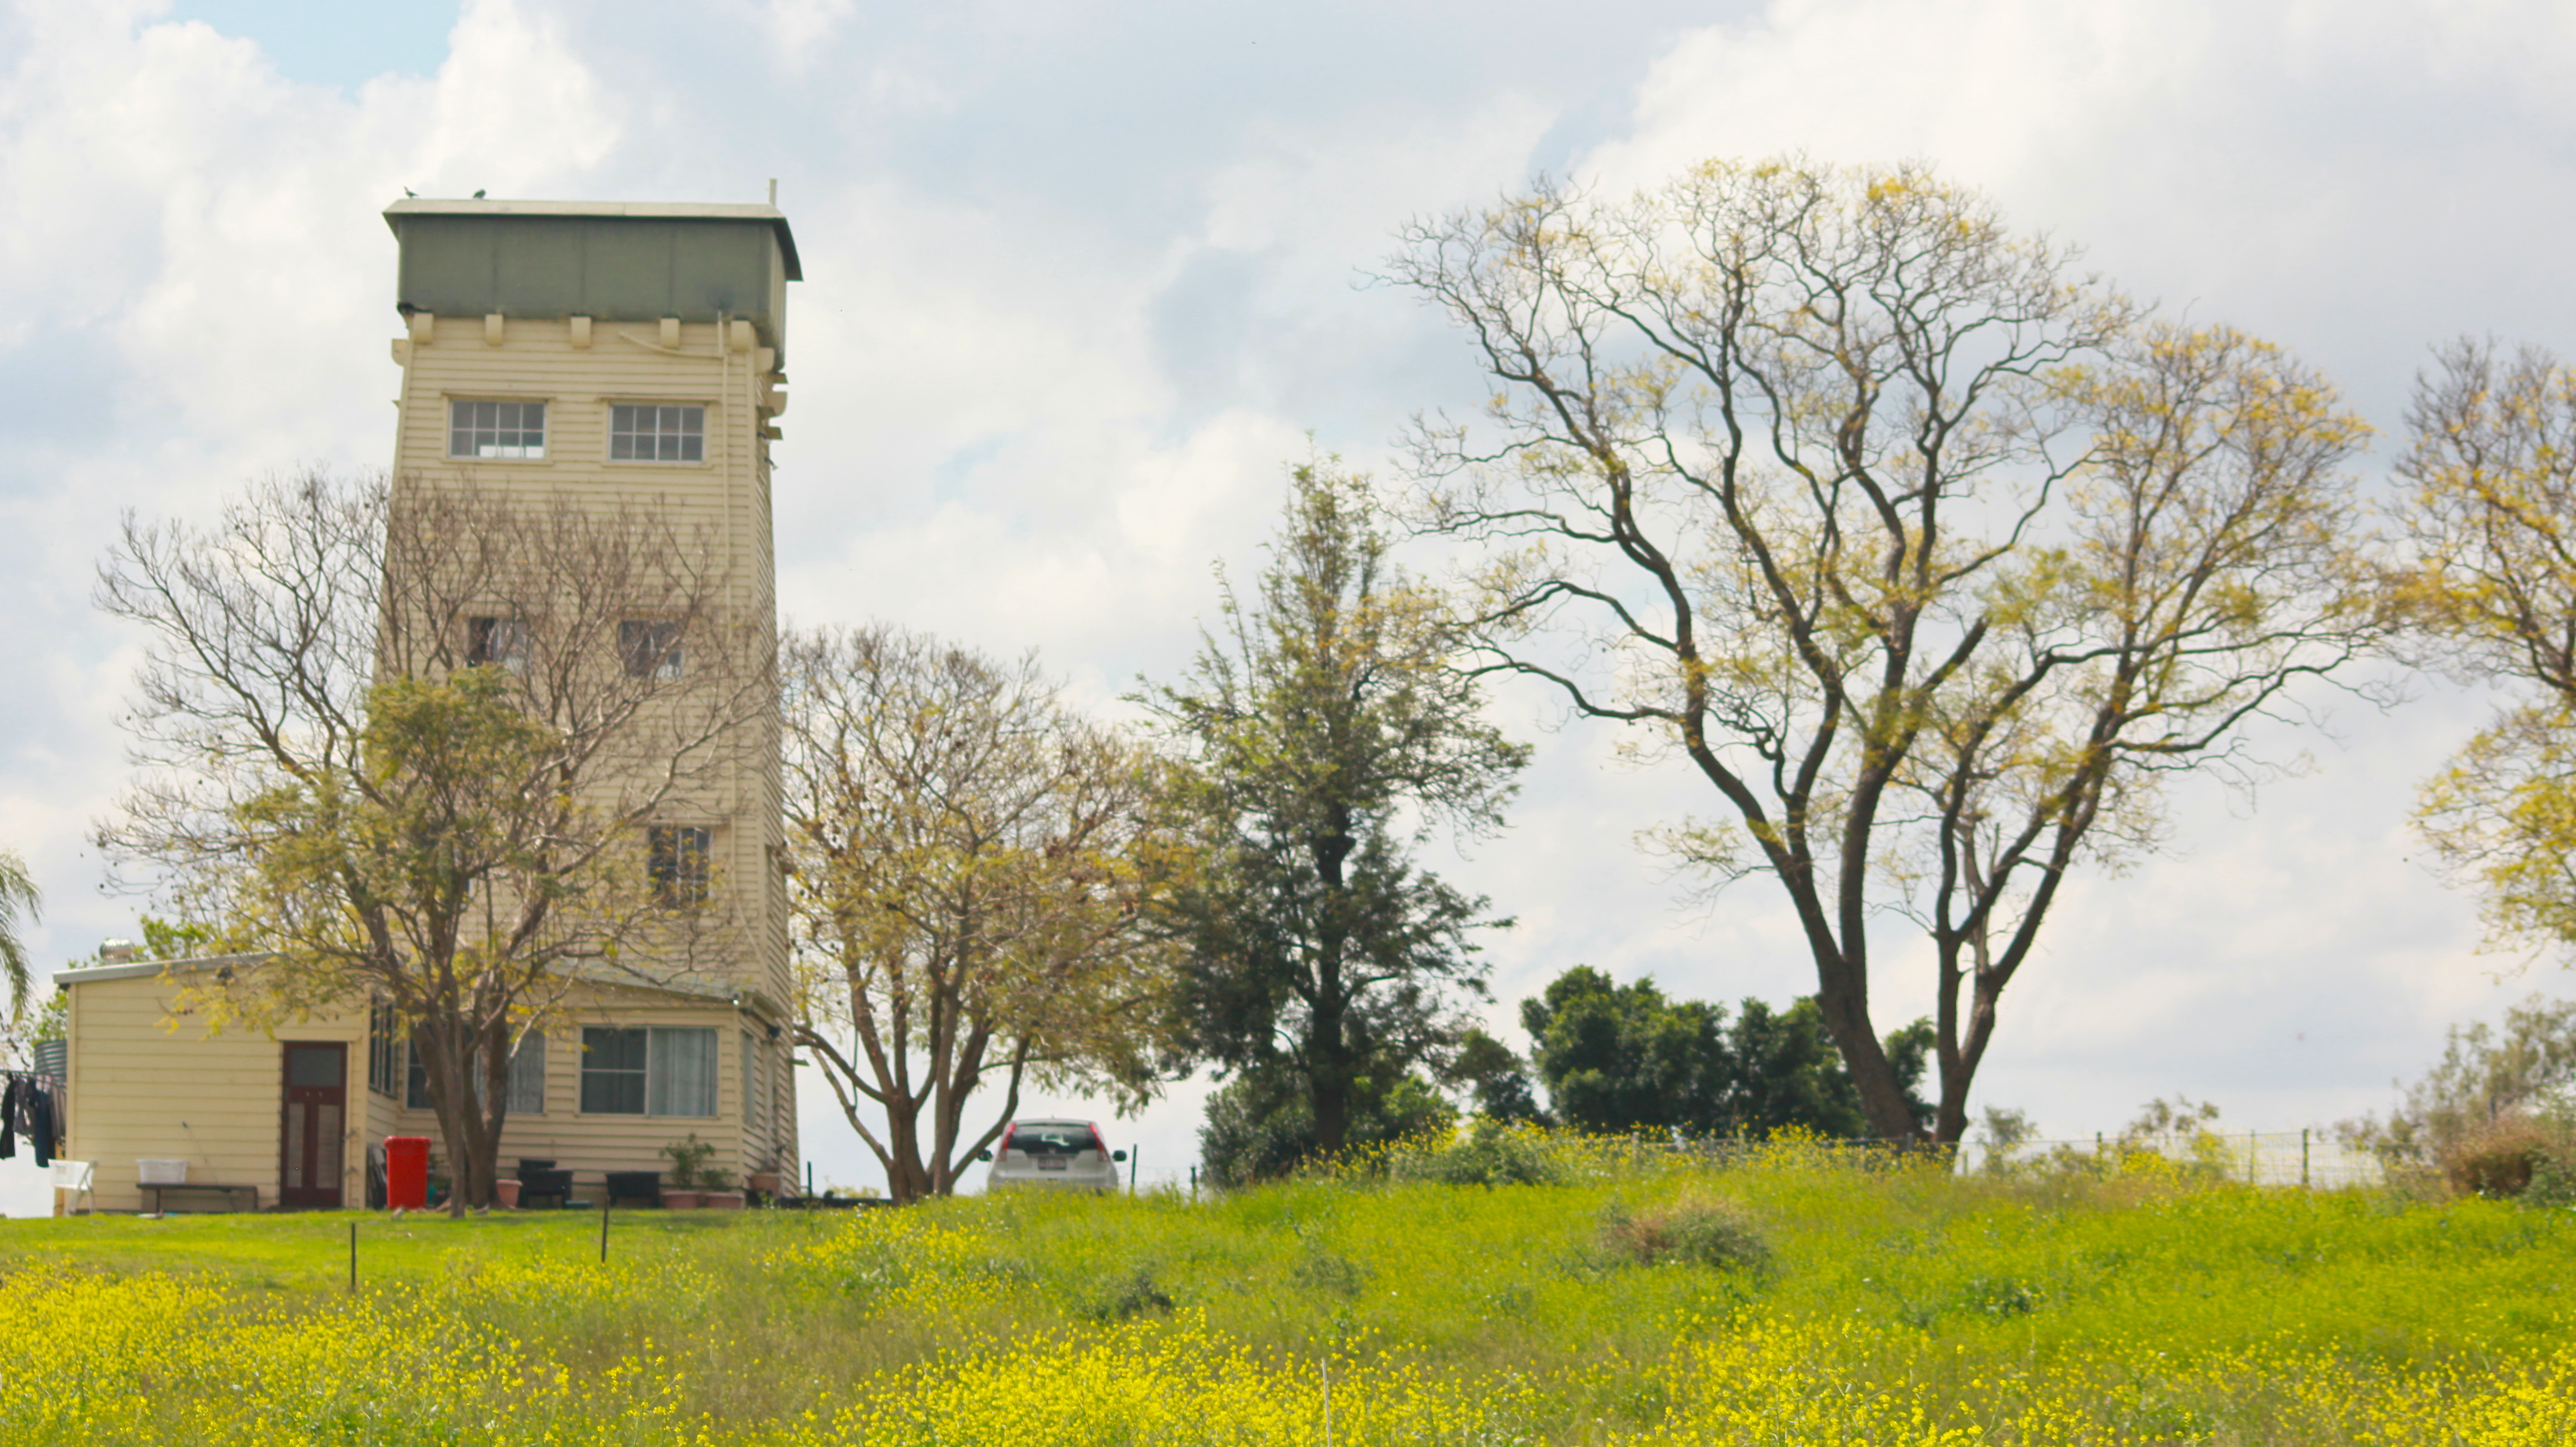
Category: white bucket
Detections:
[{"x1": 136, "y1": 1159, "x2": 187, "y2": 1185}]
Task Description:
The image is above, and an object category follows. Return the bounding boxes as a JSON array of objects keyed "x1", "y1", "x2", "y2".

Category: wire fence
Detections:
[
  {"x1": 1128, "y1": 1129, "x2": 2401, "y2": 1198},
  {"x1": 1946, "y1": 1130, "x2": 2395, "y2": 1190}
]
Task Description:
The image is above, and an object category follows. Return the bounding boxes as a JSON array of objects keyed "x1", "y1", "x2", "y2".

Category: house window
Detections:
[
  {"x1": 619, "y1": 620, "x2": 683, "y2": 680},
  {"x1": 367, "y1": 1002, "x2": 400, "y2": 1099},
  {"x1": 578, "y1": 1027, "x2": 645, "y2": 1114},
  {"x1": 403, "y1": 1034, "x2": 546, "y2": 1114},
  {"x1": 467, "y1": 616, "x2": 530, "y2": 671},
  {"x1": 648, "y1": 824, "x2": 712, "y2": 906},
  {"x1": 580, "y1": 1026, "x2": 717, "y2": 1117},
  {"x1": 609, "y1": 403, "x2": 705, "y2": 462},
  {"x1": 448, "y1": 400, "x2": 546, "y2": 459},
  {"x1": 506, "y1": 1034, "x2": 546, "y2": 1115}
]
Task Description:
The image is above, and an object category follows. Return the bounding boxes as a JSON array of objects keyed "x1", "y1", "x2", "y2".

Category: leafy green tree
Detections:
[
  {"x1": 1148, "y1": 459, "x2": 1529, "y2": 1163},
  {"x1": 2338, "y1": 996, "x2": 2576, "y2": 1166},
  {"x1": 1506, "y1": 965, "x2": 1932, "y2": 1138},
  {"x1": 1197, "y1": 1061, "x2": 1456, "y2": 1189}
]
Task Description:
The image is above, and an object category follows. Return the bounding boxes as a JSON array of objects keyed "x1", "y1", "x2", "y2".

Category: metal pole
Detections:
[
  {"x1": 2302, "y1": 1128, "x2": 2311, "y2": 1190},
  {"x1": 2250, "y1": 1129, "x2": 2257, "y2": 1185},
  {"x1": 599, "y1": 1197, "x2": 610, "y2": 1263},
  {"x1": 348, "y1": 1220, "x2": 357, "y2": 1295},
  {"x1": 1129, "y1": 1146, "x2": 1139, "y2": 1194}
]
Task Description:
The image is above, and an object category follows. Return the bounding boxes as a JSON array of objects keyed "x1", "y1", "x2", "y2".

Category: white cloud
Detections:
[{"x1": 8, "y1": 0, "x2": 2574, "y2": 1196}]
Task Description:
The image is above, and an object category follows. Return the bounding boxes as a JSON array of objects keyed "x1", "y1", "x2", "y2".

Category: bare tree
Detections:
[
  {"x1": 2399, "y1": 339, "x2": 2576, "y2": 956},
  {"x1": 95, "y1": 469, "x2": 769, "y2": 1213},
  {"x1": 782, "y1": 625, "x2": 1179, "y2": 1203},
  {"x1": 1385, "y1": 159, "x2": 2383, "y2": 1141}
]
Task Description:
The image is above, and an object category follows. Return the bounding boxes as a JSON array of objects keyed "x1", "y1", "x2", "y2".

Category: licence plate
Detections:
[{"x1": 1038, "y1": 1160, "x2": 1067, "y2": 1171}]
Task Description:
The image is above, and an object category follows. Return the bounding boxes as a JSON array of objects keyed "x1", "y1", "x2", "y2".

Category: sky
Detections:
[{"x1": 4, "y1": 0, "x2": 2576, "y2": 1205}]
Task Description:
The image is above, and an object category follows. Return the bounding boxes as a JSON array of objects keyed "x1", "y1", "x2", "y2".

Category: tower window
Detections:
[
  {"x1": 610, "y1": 404, "x2": 705, "y2": 462},
  {"x1": 467, "y1": 616, "x2": 530, "y2": 672},
  {"x1": 448, "y1": 400, "x2": 546, "y2": 459},
  {"x1": 648, "y1": 824, "x2": 712, "y2": 906},
  {"x1": 620, "y1": 619, "x2": 684, "y2": 679}
]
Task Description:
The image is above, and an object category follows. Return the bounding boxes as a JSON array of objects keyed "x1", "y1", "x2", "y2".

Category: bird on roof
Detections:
[
  {"x1": 473, "y1": 189, "x2": 486, "y2": 198},
  {"x1": 402, "y1": 187, "x2": 416, "y2": 197}
]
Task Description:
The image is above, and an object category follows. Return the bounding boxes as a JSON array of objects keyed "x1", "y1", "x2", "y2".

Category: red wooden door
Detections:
[{"x1": 279, "y1": 1042, "x2": 346, "y2": 1209}]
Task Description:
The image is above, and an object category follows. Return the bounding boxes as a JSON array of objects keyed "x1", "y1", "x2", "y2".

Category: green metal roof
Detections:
[{"x1": 383, "y1": 198, "x2": 801, "y2": 358}]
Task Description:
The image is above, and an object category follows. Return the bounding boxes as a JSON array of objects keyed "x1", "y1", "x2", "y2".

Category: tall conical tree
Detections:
[{"x1": 1147, "y1": 459, "x2": 1528, "y2": 1161}]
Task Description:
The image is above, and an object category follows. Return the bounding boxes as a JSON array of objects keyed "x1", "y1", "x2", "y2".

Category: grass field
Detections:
[{"x1": 3, "y1": 1136, "x2": 2572, "y2": 1444}]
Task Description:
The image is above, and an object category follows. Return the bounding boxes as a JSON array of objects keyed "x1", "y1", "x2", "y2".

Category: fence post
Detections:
[
  {"x1": 2302, "y1": 1128, "x2": 2311, "y2": 1191},
  {"x1": 2249, "y1": 1129, "x2": 2257, "y2": 1185}
]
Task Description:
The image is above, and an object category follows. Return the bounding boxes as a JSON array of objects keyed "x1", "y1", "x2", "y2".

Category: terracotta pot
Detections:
[
  {"x1": 495, "y1": 1179, "x2": 522, "y2": 1210},
  {"x1": 747, "y1": 1173, "x2": 785, "y2": 1196},
  {"x1": 702, "y1": 1191, "x2": 746, "y2": 1211},
  {"x1": 661, "y1": 1189, "x2": 705, "y2": 1209}
]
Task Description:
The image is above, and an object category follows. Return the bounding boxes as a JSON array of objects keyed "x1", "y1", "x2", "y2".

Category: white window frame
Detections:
[
  {"x1": 607, "y1": 402, "x2": 707, "y2": 464},
  {"x1": 578, "y1": 1025, "x2": 717, "y2": 1118},
  {"x1": 647, "y1": 824, "x2": 713, "y2": 907},
  {"x1": 447, "y1": 399, "x2": 548, "y2": 460}
]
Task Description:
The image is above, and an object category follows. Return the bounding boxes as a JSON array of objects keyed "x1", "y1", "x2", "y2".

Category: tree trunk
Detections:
[
  {"x1": 1308, "y1": 820, "x2": 1355, "y2": 1157},
  {"x1": 1807, "y1": 959, "x2": 1921, "y2": 1142}
]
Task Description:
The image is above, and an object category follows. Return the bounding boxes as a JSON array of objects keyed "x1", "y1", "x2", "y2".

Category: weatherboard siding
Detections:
[{"x1": 63, "y1": 971, "x2": 368, "y2": 1213}]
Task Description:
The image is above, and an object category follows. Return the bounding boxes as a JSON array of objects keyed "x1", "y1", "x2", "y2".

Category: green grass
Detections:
[{"x1": 4, "y1": 1144, "x2": 2574, "y2": 1443}]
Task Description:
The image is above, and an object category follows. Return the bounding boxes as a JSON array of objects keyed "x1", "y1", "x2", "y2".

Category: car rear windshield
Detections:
[{"x1": 1005, "y1": 1125, "x2": 1099, "y2": 1156}]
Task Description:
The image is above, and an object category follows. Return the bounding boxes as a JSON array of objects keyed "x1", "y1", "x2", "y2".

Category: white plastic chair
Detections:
[{"x1": 50, "y1": 1160, "x2": 93, "y2": 1215}]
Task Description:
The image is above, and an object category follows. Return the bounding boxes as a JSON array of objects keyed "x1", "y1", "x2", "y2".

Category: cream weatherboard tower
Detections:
[{"x1": 57, "y1": 199, "x2": 803, "y2": 1211}]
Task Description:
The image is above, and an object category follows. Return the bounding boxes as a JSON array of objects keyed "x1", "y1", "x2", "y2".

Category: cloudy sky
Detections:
[{"x1": 4, "y1": 0, "x2": 2574, "y2": 1199}]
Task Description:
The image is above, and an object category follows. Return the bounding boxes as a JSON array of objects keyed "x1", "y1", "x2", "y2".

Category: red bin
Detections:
[{"x1": 385, "y1": 1135, "x2": 430, "y2": 1211}]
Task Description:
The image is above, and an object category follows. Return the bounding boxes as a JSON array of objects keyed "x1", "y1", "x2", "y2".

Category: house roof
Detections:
[{"x1": 53, "y1": 953, "x2": 264, "y2": 986}]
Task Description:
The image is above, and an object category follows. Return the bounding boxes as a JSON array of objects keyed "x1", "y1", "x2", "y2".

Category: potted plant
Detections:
[
  {"x1": 700, "y1": 1168, "x2": 745, "y2": 1210},
  {"x1": 495, "y1": 1178, "x2": 522, "y2": 1210},
  {"x1": 659, "y1": 1134, "x2": 714, "y2": 1209}
]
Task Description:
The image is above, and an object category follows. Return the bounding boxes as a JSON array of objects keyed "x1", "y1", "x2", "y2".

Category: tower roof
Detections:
[{"x1": 384, "y1": 198, "x2": 802, "y2": 279}]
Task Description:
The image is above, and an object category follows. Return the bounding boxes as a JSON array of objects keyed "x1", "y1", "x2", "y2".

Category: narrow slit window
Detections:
[
  {"x1": 367, "y1": 1001, "x2": 400, "y2": 1099},
  {"x1": 448, "y1": 400, "x2": 546, "y2": 459},
  {"x1": 610, "y1": 404, "x2": 705, "y2": 462}
]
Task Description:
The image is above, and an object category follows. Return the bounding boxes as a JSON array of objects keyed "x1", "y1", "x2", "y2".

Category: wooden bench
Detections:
[{"x1": 142, "y1": 1183, "x2": 260, "y2": 1213}]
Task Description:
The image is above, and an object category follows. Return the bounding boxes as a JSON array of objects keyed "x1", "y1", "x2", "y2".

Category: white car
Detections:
[{"x1": 980, "y1": 1119, "x2": 1126, "y2": 1192}]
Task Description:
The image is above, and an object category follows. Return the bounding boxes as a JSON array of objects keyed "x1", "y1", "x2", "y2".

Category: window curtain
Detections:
[
  {"x1": 505, "y1": 1034, "x2": 546, "y2": 1115},
  {"x1": 648, "y1": 1028, "x2": 717, "y2": 1118}
]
